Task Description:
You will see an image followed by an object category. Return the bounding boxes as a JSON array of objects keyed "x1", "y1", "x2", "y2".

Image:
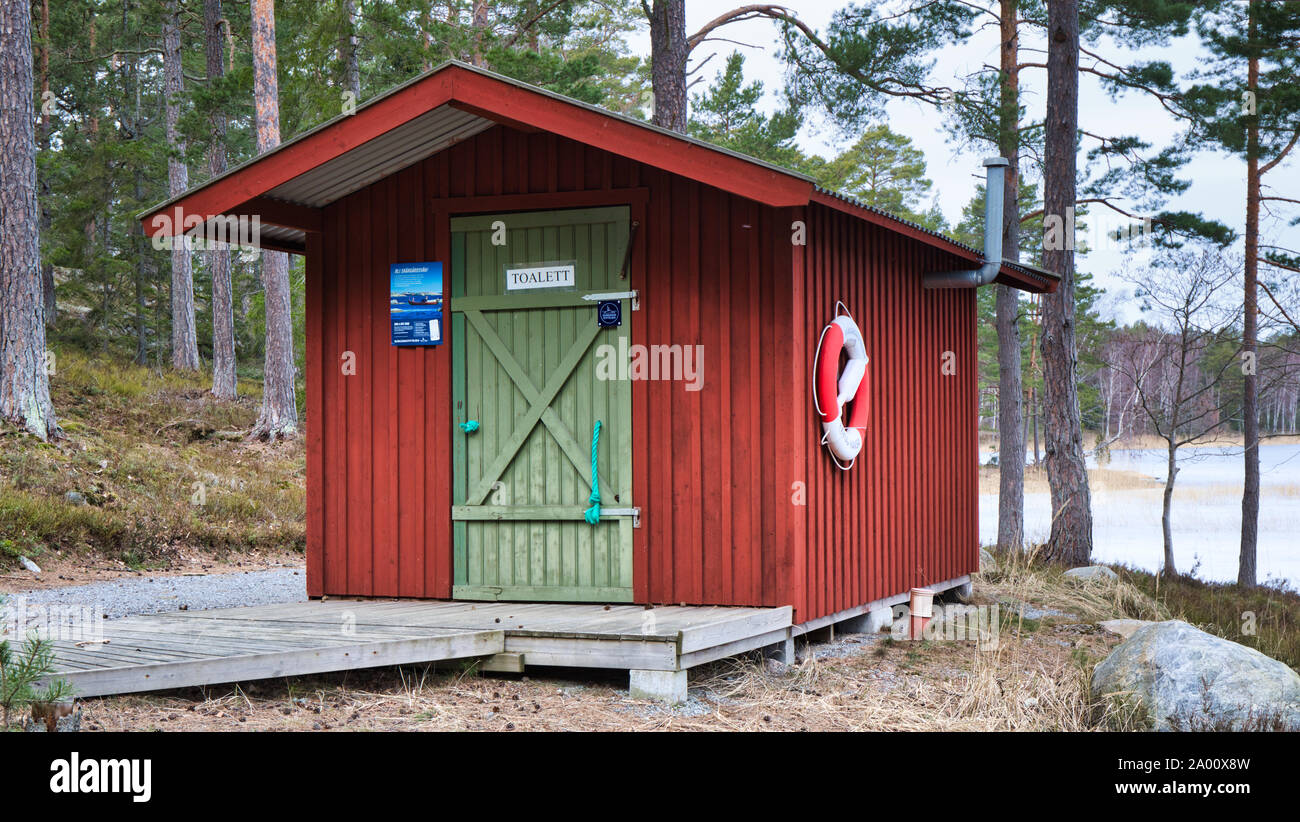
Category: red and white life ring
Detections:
[{"x1": 814, "y1": 304, "x2": 870, "y2": 469}]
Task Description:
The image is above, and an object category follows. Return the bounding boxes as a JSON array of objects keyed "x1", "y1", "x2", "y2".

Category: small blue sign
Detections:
[
  {"x1": 597, "y1": 300, "x2": 622, "y2": 328},
  {"x1": 390, "y1": 262, "x2": 443, "y2": 346}
]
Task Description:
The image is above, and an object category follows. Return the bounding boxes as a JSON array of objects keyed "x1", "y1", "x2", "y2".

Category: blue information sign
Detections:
[
  {"x1": 390, "y1": 262, "x2": 443, "y2": 346},
  {"x1": 597, "y1": 299, "x2": 622, "y2": 328}
]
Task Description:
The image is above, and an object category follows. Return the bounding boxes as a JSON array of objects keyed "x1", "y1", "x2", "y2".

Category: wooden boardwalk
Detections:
[{"x1": 38, "y1": 601, "x2": 793, "y2": 698}]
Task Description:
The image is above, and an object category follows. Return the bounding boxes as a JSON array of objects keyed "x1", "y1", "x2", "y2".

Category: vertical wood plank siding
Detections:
[
  {"x1": 306, "y1": 125, "x2": 977, "y2": 622},
  {"x1": 798, "y1": 204, "x2": 978, "y2": 618}
]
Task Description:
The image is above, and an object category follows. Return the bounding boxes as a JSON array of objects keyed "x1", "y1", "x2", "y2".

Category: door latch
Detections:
[
  {"x1": 583, "y1": 291, "x2": 639, "y2": 311},
  {"x1": 601, "y1": 507, "x2": 641, "y2": 527}
]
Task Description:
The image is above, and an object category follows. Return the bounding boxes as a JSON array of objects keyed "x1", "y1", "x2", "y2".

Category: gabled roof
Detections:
[{"x1": 140, "y1": 60, "x2": 1055, "y2": 293}]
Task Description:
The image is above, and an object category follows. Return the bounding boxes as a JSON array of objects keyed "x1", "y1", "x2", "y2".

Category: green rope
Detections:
[
  {"x1": 584, "y1": 420, "x2": 603, "y2": 525},
  {"x1": 458, "y1": 420, "x2": 479, "y2": 434}
]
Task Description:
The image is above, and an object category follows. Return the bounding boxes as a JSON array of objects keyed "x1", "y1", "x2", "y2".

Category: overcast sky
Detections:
[{"x1": 626, "y1": 1, "x2": 1297, "y2": 324}]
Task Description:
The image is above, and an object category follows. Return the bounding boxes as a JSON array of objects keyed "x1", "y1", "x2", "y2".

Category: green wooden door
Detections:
[{"x1": 450, "y1": 207, "x2": 634, "y2": 602}]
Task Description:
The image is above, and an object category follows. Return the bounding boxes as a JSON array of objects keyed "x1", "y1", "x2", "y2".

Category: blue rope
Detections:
[
  {"x1": 584, "y1": 420, "x2": 602, "y2": 525},
  {"x1": 458, "y1": 420, "x2": 479, "y2": 434}
]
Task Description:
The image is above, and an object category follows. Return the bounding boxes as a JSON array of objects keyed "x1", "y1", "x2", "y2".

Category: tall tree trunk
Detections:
[
  {"x1": 134, "y1": 171, "x2": 149, "y2": 365},
  {"x1": 250, "y1": 0, "x2": 299, "y2": 441},
  {"x1": 38, "y1": 0, "x2": 54, "y2": 321},
  {"x1": 471, "y1": 1, "x2": 490, "y2": 67},
  {"x1": 339, "y1": 0, "x2": 360, "y2": 99},
  {"x1": 1040, "y1": 0, "x2": 1093, "y2": 565},
  {"x1": 1239, "y1": 5, "x2": 1260, "y2": 587},
  {"x1": 1031, "y1": 387, "x2": 1040, "y2": 463},
  {"x1": 164, "y1": 0, "x2": 200, "y2": 371},
  {"x1": 1161, "y1": 440, "x2": 1178, "y2": 576},
  {"x1": 205, "y1": 0, "x2": 237, "y2": 399},
  {"x1": 131, "y1": 44, "x2": 149, "y2": 367},
  {"x1": 0, "y1": 0, "x2": 60, "y2": 440},
  {"x1": 648, "y1": 0, "x2": 687, "y2": 132},
  {"x1": 994, "y1": 0, "x2": 1024, "y2": 554}
]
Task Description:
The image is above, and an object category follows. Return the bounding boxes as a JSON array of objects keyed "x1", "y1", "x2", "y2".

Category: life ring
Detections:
[{"x1": 814, "y1": 304, "x2": 870, "y2": 469}]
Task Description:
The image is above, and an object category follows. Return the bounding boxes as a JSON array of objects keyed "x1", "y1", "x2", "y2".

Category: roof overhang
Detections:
[
  {"x1": 140, "y1": 61, "x2": 815, "y2": 254},
  {"x1": 139, "y1": 60, "x2": 1059, "y2": 294},
  {"x1": 995, "y1": 259, "x2": 1059, "y2": 293},
  {"x1": 810, "y1": 189, "x2": 1059, "y2": 294}
]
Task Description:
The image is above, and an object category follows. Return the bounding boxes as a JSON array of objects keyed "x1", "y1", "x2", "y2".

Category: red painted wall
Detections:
[
  {"x1": 798, "y1": 204, "x2": 980, "y2": 619},
  {"x1": 305, "y1": 125, "x2": 979, "y2": 622}
]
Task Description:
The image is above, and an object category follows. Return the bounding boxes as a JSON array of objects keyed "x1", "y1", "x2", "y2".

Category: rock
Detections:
[
  {"x1": 1092, "y1": 620, "x2": 1300, "y2": 731},
  {"x1": 979, "y1": 548, "x2": 997, "y2": 572},
  {"x1": 18, "y1": 556, "x2": 41, "y2": 574},
  {"x1": 1065, "y1": 565, "x2": 1118, "y2": 582},
  {"x1": 64, "y1": 490, "x2": 86, "y2": 505},
  {"x1": 763, "y1": 658, "x2": 789, "y2": 677},
  {"x1": 1099, "y1": 619, "x2": 1154, "y2": 639}
]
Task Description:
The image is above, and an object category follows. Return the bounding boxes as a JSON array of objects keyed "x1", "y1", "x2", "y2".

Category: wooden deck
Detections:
[{"x1": 39, "y1": 601, "x2": 793, "y2": 698}]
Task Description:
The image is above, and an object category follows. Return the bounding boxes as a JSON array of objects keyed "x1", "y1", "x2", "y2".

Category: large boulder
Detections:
[
  {"x1": 979, "y1": 548, "x2": 997, "y2": 573},
  {"x1": 1092, "y1": 620, "x2": 1300, "y2": 731},
  {"x1": 1065, "y1": 565, "x2": 1118, "y2": 582},
  {"x1": 1098, "y1": 619, "x2": 1154, "y2": 640}
]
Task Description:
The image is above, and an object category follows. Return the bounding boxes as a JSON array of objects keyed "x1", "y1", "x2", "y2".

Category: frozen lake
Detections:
[{"x1": 979, "y1": 443, "x2": 1300, "y2": 587}]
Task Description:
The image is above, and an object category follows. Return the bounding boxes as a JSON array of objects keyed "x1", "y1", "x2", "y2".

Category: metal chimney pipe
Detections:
[{"x1": 924, "y1": 157, "x2": 1009, "y2": 289}]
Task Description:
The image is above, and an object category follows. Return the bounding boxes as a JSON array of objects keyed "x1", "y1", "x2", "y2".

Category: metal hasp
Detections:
[
  {"x1": 923, "y1": 157, "x2": 1008, "y2": 289},
  {"x1": 601, "y1": 506, "x2": 641, "y2": 527},
  {"x1": 583, "y1": 290, "x2": 639, "y2": 310}
]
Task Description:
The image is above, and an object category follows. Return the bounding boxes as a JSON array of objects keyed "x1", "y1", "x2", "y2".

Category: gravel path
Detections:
[{"x1": 3, "y1": 568, "x2": 307, "y2": 620}]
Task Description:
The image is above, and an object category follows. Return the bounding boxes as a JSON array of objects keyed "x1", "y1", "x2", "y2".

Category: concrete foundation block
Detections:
[
  {"x1": 763, "y1": 634, "x2": 795, "y2": 665},
  {"x1": 629, "y1": 669, "x2": 688, "y2": 704},
  {"x1": 479, "y1": 652, "x2": 526, "y2": 673},
  {"x1": 840, "y1": 607, "x2": 893, "y2": 634}
]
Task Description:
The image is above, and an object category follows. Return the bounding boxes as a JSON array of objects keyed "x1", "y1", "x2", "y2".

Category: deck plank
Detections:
[
  {"x1": 41, "y1": 602, "x2": 791, "y2": 697},
  {"x1": 46, "y1": 628, "x2": 505, "y2": 698}
]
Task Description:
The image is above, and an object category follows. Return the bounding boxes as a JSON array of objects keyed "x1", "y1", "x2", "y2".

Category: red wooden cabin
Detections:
[{"x1": 143, "y1": 61, "x2": 1055, "y2": 629}]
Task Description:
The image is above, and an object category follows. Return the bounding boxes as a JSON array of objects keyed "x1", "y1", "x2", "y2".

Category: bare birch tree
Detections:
[{"x1": 1111, "y1": 249, "x2": 1240, "y2": 576}]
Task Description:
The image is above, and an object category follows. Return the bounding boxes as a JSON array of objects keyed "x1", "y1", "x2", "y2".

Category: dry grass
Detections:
[
  {"x1": 1117, "y1": 566, "x2": 1300, "y2": 670},
  {"x1": 0, "y1": 348, "x2": 305, "y2": 571},
  {"x1": 979, "y1": 544, "x2": 1168, "y2": 624},
  {"x1": 1106, "y1": 433, "x2": 1300, "y2": 450},
  {"x1": 67, "y1": 559, "x2": 1285, "y2": 733},
  {"x1": 72, "y1": 625, "x2": 1124, "y2": 732},
  {"x1": 979, "y1": 430, "x2": 1300, "y2": 454},
  {"x1": 978, "y1": 465, "x2": 1162, "y2": 495},
  {"x1": 74, "y1": 559, "x2": 1159, "y2": 732}
]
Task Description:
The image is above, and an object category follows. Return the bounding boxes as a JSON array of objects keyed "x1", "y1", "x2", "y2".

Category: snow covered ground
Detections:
[{"x1": 979, "y1": 443, "x2": 1300, "y2": 588}]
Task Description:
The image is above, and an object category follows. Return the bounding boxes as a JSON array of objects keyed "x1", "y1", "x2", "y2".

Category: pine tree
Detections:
[
  {"x1": 1040, "y1": 0, "x2": 1093, "y2": 566},
  {"x1": 686, "y1": 52, "x2": 806, "y2": 169},
  {"x1": 205, "y1": 0, "x2": 237, "y2": 400},
  {"x1": 0, "y1": 0, "x2": 61, "y2": 440},
  {"x1": 818, "y1": 125, "x2": 942, "y2": 228},
  {"x1": 1180, "y1": 1, "x2": 1300, "y2": 587},
  {"x1": 164, "y1": 0, "x2": 201, "y2": 371},
  {"x1": 249, "y1": 0, "x2": 298, "y2": 440},
  {"x1": 646, "y1": 0, "x2": 686, "y2": 131}
]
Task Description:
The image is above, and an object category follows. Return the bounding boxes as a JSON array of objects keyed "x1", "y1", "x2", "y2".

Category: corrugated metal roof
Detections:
[
  {"x1": 999, "y1": 258, "x2": 1057, "y2": 288},
  {"x1": 815, "y1": 185, "x2": 980, "y2": 258},
  {"x1": 254, "y1": 222, "x2": 307, "y2": 249},
  {"x1": 178, "y1": 219, "x2": 306, "y2": 251},
  {"x1": 139, "y1": 60, "x2": 813, "y2": 221},
  {"x1": 814, "y1": 186, "x2": 1059, "y2": 287},
  {"x1": 266, "y1": 105, "x2": 493, "y2": 207},
  {"x1": 138, "y1": 59, "x2": 1058, "y2": 288}
]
